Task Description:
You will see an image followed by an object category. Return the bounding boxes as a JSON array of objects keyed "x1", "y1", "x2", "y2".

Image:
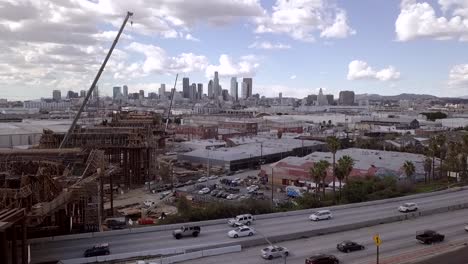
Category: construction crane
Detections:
[
  {"x1": 59, "y1": 11, "x2": 134, "y2": 149},
  {"x1": 165, "y1": 74, "x2": 178, "y2": 131}
]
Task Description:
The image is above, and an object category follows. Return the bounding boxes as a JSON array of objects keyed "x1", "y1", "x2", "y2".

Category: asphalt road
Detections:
[
  {"x1": 176, "y1": 209, "x2": 468, "y2": 264},
  {"x1": 31, "y1": 188, "x2": 468, "y2": 263}
]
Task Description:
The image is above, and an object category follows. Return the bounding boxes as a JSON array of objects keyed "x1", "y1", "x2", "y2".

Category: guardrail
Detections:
[{"x1": 29, "y1": 186, "x2": 468, "y2": 244}]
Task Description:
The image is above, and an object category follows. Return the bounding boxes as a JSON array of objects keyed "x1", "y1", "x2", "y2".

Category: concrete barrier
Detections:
[
  {"x1": 153, "y1": 245, "x2": 242, "y2": 264},
  {"x1": 30, "y1": 186, "x2": 468, "y2": 244}
]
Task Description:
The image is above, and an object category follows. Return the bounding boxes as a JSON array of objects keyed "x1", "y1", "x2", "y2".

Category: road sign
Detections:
[{"x1": 373, "y1": 234, "x2": 382, "y2": 246}]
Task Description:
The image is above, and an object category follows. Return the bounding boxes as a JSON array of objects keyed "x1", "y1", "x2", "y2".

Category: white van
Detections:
[
  {"x1": 228, "y1": 214, "x2": 255, "y2": 226},
  {"x1": 309, "y1": 210, "x2": 333, "y2": 221}
]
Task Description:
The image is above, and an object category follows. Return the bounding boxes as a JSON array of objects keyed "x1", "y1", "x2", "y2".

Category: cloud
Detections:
[
  {"x1": 347, "y1": 60, "x2": 401, "y2": 81},
  {"x1": 205, "y1": 54, "x2": 260, "y2": 78},
  {"x1": 248, "y1": 41, "x2": 291, "y2": 50},
  {"x1": 185, "y1": 33, "x2": 200, "y2": 42},
  {"x1": 448, "y1": 64, "x2": 468, "y2": 87},
  {"x1": 290, "y1": 75, "x2": 297, "y2": 80},
  {"x1": 255, "y1": 0, "x2": 355, "y2": 42},
  {"x1": 396, "y1": 0, "x2": 468, "y2": 41}
]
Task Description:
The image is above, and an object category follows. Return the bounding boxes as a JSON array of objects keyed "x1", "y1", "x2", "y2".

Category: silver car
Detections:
[{"x1": 261, "y1": 245, "x2": 289, "y2": 260}]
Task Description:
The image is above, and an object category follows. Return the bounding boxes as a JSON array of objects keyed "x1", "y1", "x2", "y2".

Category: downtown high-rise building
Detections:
[
  {"x1": 242, "y1": 78, "x2": 252, "y2": 99},
  {"x1": 230, "y1": 77, "x2": 238, "y2": 101},
  {"x1": 197, "y1": 83, "x2": 203, "y2": 100},
  {"x1": 52, "y1": 90, "x2": 61, "y2": 101},
  {"x1": 317, "y1": 88, "x2": 328, "y2": 106},
  {"x1": 338, "y1": 90, "x2": 355, "y2": 105},
  {"x1": 139, "y1": 90, "x2": 145, "y2": 99},
  {"x1": 159, "y1": 84, "x2": 166, "y2": 99},
  {"x1": 113, "y1": 86, "x2": 121, "y2": 100},
  {"x1": 80, "y1": 90, "x2": 86, "y2": 98},
  {"x1": 190, "y1": 83, "x2": 197, "y2": 101},
  {"x1": 182, "y1": 77, "x2": 190, "y2": 98},
  {"x1": 208, "y1": 80, "x2": 213, "y2": 98},
  {"x1": 123, "y1": 85, "x2": 128, "y2": 98},
  {"x1": 213, "y1": 71, "x2": 220, "y2": 97}
]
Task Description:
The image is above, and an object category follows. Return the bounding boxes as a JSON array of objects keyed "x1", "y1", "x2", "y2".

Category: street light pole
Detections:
[{"x1": 271, "y1": 167, "x2": 274, "y2": 207}]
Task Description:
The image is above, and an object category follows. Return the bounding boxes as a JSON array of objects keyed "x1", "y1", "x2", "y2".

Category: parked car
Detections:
[
  {"x1": 222, "y1": 192, "x2": 229, "y2": 199},
  {"x1": 172, "y1": 226, "x2": 201, "y2": 239},
  {"x1": 416, "y1": 230, "x2": 445, "y2": 244},
  {"x1": 185, "y1": 180, "x2": 194, "y2": 185},
  {"x1": 465, "y1": 224, "x2": 468, "y2": 232},
  {"x1": 226, "y1": 194, "x2": 239, "y2": 200},
  {"x1": 84, "y1": 243, "x2": 110, "y2": 257},
  {"x1": 210, "y1": 189, "x2": 219, "y2": 196},
  {"x1": 227, "y1": 171, "x2": 235, "y2": 176},
  {"x1": 143, "y1": 200, "x2": 156, "y2": 207},
  {"x1": 160, "y1": 191, "x2": 172, "y2": 199},
  {"x1": 216, "y1": 191, "x2": 225, "y2": 198},
  {"x1": 198, "y1": 177, "x2": 208, "y2": 183},
  {"x1": 138, "y1": 218, "x2": 155, "y2": 225},
  {"x1": 398, "y1": 202, "x2": 418, "y2": 212},
  {"x1": 228, "y1": 214, "x2": 255, "y2": 226},
  {"x1": 309, "y1": 210, "x2": 333, "y2": 221},
  {"x1": 208, "y1": 175, "x2": 218, "y2": 180},
  {"x1": 247, "y1": 185, "x2": 259, "y2": 193},
  {"x1": 261, "y1": 245, "x2": 289, "y2": 260},
  {"x1": 305, "y1": 254, "x2": 339, "y2": 264},
  {"x1": 336, "y1": 241, "x2": 365, "y2": 253},
  {"x1": 228, "y1": 226, "x2": 256, "y2": 238},
  {"x1": 198, "y1": 187, "x2": 211, "y2": 194},
  {"x1": 104, "y1": 218, "x2": 126, "y2": 230},
  {"x1": 228, "y1": 187, "x2": 240, "y2": 193},
  {"x1": 174, "y1": 182, "x2": 185, "y2": 188}
]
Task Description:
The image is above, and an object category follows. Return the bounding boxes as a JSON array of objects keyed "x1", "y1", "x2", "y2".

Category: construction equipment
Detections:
[
  {"x1": 165, "y1": 74, "x2": 178, "y2": 131},
  {"x1": 60, "y1": 11, "x2": 134, "y2": 149}
]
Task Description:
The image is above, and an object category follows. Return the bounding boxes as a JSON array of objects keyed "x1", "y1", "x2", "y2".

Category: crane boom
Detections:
[
  {"x1": 165, "y1": 74, "x2": 178, "y2": 131},
  {"x1": 59, "y1": 11, "x2": 134, "y2": 149}
]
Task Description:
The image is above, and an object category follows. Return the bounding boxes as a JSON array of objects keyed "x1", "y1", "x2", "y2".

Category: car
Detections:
[
  {"x1": 174, "y1": 182, "x2": 185, "y2": 188},
  {"x1": 143, "y1": 200, "x2": 156, "y2": 207},
  {"x1": 309, "y1": 210, "x2": 333, "y2": 221},
  {"x1": 336, "y1": 241, "x2": 365, "y2": 253},
  {"x1": 198, "y1": 187, "x2": 211, "y2": 194},
  {"x1": 247, "y1": 185, "x2": 259, "y2": 193},
  {"x1": 84, "y1": 243, "x2": 110, "y2": 257},
  {"x1": 227, "y1": 187, "x2": 240, "y2": 193},
  {"x1": 198, "y1": 177, "x2": 208, "y2": 183},
  {"x1": 104, "y1": 218, "x2": 126, "y2": 230},
  {"x1": 227, "y1": 171, "x2": 235, "y2": 176},
  {"x1": 208, "y1": 175, "x2": 218, "y2": 180},
  {"x1": 305, "y1": 254, "x2": 339, "y2": 264},
  {"x1": 465, "y1": 224, "x2": 468, "y2": 232},
  {"x1": 226, "y1": 194, "x2": 239, "y2": 200},
  {"x1": 172, "y1": 226, "x2": 201, "y2": 239},
  {"x1": 261, "y1": 245, "x2": 289, "y2": 260},
  {"x1": 138, "y1": 218, "x2": 155, "y2": 225},
  {"x1": 160, "y1": 191, "x2": 171, "y2": 199},
  {"x1": 228, "y1": 214, "x2": 255, "y2": 226},
  {"x1": 210, "y1": 189, "x2": 220, "y2": 196},
  {"x1": 216, "y1": 191, "x2": 225, "y2": 198},
  {"x1": 222, "y1": 192, "x2": 229, "y2": 199},
  {"x1": 231, "y1": 177, "x2": 242, "y2": 184},
  {"x1": 185, "y1": 180, "x2": 194, "y2": 185},
  {"x1": 398, "y1": 202, "x2": 418, "y2": 212},
  {"x1": 416, "y1": 230, "x2": 445, "y2": 244},
  {"x1": 228, "y1": 226, "x2": 256, "y2": 238}
]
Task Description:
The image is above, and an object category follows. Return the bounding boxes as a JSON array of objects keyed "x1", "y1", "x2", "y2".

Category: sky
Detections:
[{"x1": 0, "y1": 0, "x2": 468, "y2": 100}]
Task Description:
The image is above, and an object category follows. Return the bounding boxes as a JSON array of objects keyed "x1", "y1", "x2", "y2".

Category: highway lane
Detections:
[
  {"x1": 31, "y1": 188, "x2": 468, "y2": 263},
  {"x1": 177, "y1": 208, "x2": 468, "y2": 264}
]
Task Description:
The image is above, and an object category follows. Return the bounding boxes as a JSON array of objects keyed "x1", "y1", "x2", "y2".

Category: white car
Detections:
[
  {"x1": 208, "y1": 175, "x2": 218, "y2": 180},
  {"x1": 198, "y1": 187, "x2": 210, "y2": 194},
  {"x1": 228, "y1": 214, "x2": 255, "y2": 226},
  {"x1": 261, "y1": 245, "x2": 289, "y2": 260},
  {"x1": 143, "y1": 200, "x2": 156, "y2": 207},
  {"x1": 247, "y1": 185, "x2": 259, "y2": 193},
  {"x1": 226, "y1": 194, "x2": 239, "y2": 200},
  {"x1": 464, "y1": 224, "x2": 468, "y2": 232},
  {"x1": 228, "y1": 226, "x2": 256, "y2": 238},
  {"x1": 309, "y1": 210, "x2": 333, "y2": 221},
  {"x1": 198, "y1": 177, "x2": 208, "y2": 183},
  {"x1": 398, "y1": 202, "x2": 418, "y2": 212}
]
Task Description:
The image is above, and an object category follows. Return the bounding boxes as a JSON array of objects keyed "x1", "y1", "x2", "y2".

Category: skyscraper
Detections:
[
  {"x1": 92, "y1": 86, "x2": 99, "y2": 99},
  {"x1": 123, "y1": 85, "x2": 128, "y2": 98},
  {"x1": 338, "y1": 91, "x2": 355, "y2": 105},
  {"x1": 222, "y1": 89, "x2": 229, "y2": 101},
  {"x1": 139, "y1": 90, "x2": 145, "y2": 98},
  {"x1": 326, "y1": 94, "x2": 334, "y2": 105},
  {"x1": 317, "y1": 88, "x2": 328, "y2": 106},
  {"x1": 213, "y1": 71, "x2": 220, "y2": 97},
  {"x1": 190, "y1": 83, "x2": 197, "y2": 101},
  {"x1": 159, "y1": 84, "x2": 166, "y2": 99},
  {"x1": 197, "y1": 83, "x2": 203, "y2": 100},
  {"x1": 182, "y1": 77, "x2": 190, "y2": 98},
  {"x1": 230, "y1": 77, "x2": 238, "y2": 101},
  {"x1": 242, "y1": 78, "x2": 253, "y2": 98},
  {"x1": 241, "y1": 82, "x2": 248, "y2": 99},
  {"x1": 113, "y1": 86, "x2": 121, "y2": 100},
  {"x1": 80, "y1": 90, "x2": 86, "y2": 98},
  {"x1": 52, "y1": 90, "x2": 61, "y2": 101},
  {"x1": 208, "y1": 80, "x2": 213, "y2": 98}
]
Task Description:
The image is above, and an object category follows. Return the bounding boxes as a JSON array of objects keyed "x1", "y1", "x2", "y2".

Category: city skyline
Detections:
[{"x1": 1, "y1": 0, "x2": 468, "y2": 100}]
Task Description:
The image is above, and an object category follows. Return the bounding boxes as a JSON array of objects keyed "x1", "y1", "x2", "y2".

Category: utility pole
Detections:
[
  {"x1": 60, "y1": 11, "x2": 134, "y2": 149},
  {"x1": 271, "y1": 167, "x2": 274, "y2": 207}
]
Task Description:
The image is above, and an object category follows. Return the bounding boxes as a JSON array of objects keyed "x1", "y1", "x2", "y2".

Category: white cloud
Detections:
[
  {"x1": 448, "y1": 64, "x2": 468, "y2": 87},
  {"x1": 290, "y1": 75, "x2": 297, "y2": 80},
  {"x1": 396, "y1": 0, "x2": 468, "y2": 41},
  {"x1": 347, "y1": 60, "x2": 401, "y2": 81},
  {"x1": 248, "y1": 41, "x2": 291, "y2": 49},
  {"x1": 185, "y1": 33, "x2": 200, "y2": 42},
  {"x1": 205, "y1": 54, "x2": 260, "y2": 78},
  {"x1": 255, "y1": 0, "x2": 355, "y2": 42}
]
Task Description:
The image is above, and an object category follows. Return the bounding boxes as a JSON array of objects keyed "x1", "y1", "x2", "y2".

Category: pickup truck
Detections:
[{"x1": 416, "y1": 230, "x2": 445, "y2": 244}]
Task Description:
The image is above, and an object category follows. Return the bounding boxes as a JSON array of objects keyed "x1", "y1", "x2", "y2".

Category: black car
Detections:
[
  {"x1": 416, "y1": 230, "x2": 445, "y2": 244},
  {"x1": 305, "y1": 254, "x2": 339, "y2": 264},
  {"x1": 84, "y1": 243, "x2": 110, "y2": 257},
  {"x1": 337, "y1": 241, "x2": 365, "y2": 253}
]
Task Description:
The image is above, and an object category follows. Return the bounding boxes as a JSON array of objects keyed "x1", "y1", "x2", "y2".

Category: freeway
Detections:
[
  {"x1": 179, "y1": 209, "x2": 468, "y2": 264},
  {"x1": 31, "y1": 188, "x2": 468, "y2": 263}
]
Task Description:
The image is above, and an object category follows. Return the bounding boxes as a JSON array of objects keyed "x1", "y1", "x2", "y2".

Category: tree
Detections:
[
  {"x1": 444, "y1": 142, "x2": 462, "y2": 179},
  {"x1": 326, "y1": 136, "x2": 340, "y2": 203},
  {"x1": 403, "y1": 160, "x2": 416, "y2": 182},
  {"x1": 423, "y1": 157, "x2": 432, "y2": 184},
  {"x1": 436, "y1": 134, "x2": 447, "y2": 179},
  {"x1": 309, "y1": 166, "x2": 322, "y2": 198},
  {"x1": 336, "y1": 155, "x2": 354, "y2": 202},
  {"x1": 428, "y1": 136, "x2": 438, "y2": 181},
  {"x1": 314, "y1": 160, "x2": 330, "y2": 199}
]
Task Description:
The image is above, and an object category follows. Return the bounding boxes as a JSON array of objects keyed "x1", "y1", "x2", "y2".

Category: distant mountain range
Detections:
[{"x1": 354, "y1": 93, "x2": 463, "y2": 101}]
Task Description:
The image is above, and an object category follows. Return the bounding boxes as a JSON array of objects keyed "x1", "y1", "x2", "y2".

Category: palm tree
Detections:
[
  {"x1": 428, "y1": 136, "x2": 438, "y2": 181},
  {"x1": 309, "y1": 167, "x2": 321, "y2": 198},
  {"x1": 315, "y1": 160, "x2": 330, "y2": 199},
  {"x1": 423, "y1": 157, "x2": 432, "y2": 184},
  {"x1": 336, "y1": 155, "x2": 354, "y2": 202},
  {"x1": 326, "y1": 136, "x2": 340, "y2": 203},
  {"x1": 403, "y1": 160, "x2": 416, "y2": 182},
  {"x1": 436, "y1": 134, "x2": 447, "y2": 179}
]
